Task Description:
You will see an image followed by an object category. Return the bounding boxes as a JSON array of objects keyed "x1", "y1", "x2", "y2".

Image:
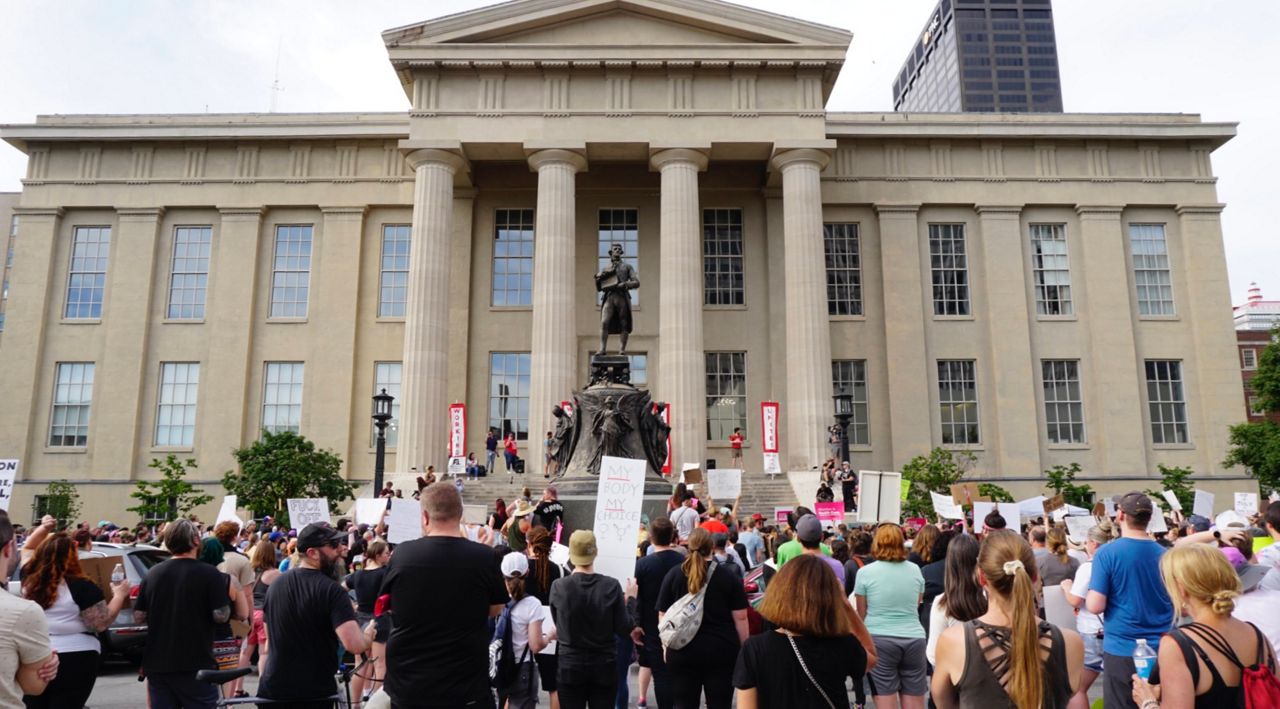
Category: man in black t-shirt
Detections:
[
  {"x1": 258, "y1": 522, "x2": 373, "y2": 707},
  {"x1": 532, "y1": 486, "x2": 564, "y2": 532},
  {"x1": 632, "y1": 518, "x2": 684, "y2": 709},
  {"x1": 381, "y1": 482, "x2": 509, "y2": 708},
  {"x1": 134, "y1": 519, "x2": 245, "y2": 709}
]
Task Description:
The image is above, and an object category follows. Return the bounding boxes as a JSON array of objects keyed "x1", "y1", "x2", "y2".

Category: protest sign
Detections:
[
  {"x1": 1052, "y1": 507, "x2": 1070, "y2": 522},
  {"x1": 1103, "y1": 498, "x2": 1115, "y2": 518},
  {"x1": 930, "y1": 492, "x2": 965, "y2": 520},
  {"x1": 973, "y1": 502, "x2": 995, "y2": 532},
  {"x1": 0, "y1": 460, "x2": 18, "y2": 512},
  {"x1": 354, "y1": 498, "x2": 387, "y2": 526},
  {"x1": 950, "y1": 483, "x2": 980, "y2": 507},
  {"x1": 1147, "y1": 509, "x2": 1168, "y2": 534},
  {"x1": 1044, "y1": 495, "x2": 1065, "y2": 514},
  {"x1": 997, "y1": 502, "x2": 1022, "y2": 525},
  {"x1": 900, "y1": 479, "x2": 911, "y2": 502},
  {"x1": 215, "y1": 496, "x2": 240, "y2": 525},
  {"x1": 814, "y1": 502, "x2": 844, "y2": 524},
  {"x1": 386, "y1": 498, "x2": 421, "y2": 544},
  {"x1": 287, "y1": 498, "x2": 329, "y2": 528},
  {"x1": 679, "y1": 464, "x2": 702, "y2": 486},
  {"x1": 762, "y1": 452, "x2": 781, "y2": 477},
  {"x1": 1162, "y1": 491, "x2": 1183, "y2": 512},
  {"x1": 760, "y1": 401, "x2": 779, "y2": 453},
  {"x1": 463, "y1": 504, "x2": 488, "y2": 525},
  {"x1": 1235, "y1": 492, "x2": 1259, "y2": 517},
  {"x1": 549, "y1": 542, "x2": 571, "y2": 568},
  {"x1": 1193, "y1": 490, "x2": 1215, "y2": 519},
  {"x1": 775, "y1": 507, "x2": 793, "y2": 525},
  {"x1": 856, "y1": 471, "x2": 903, "y2": 524},
  {"x1": 1064, "y1": 515, "x2": 1095, "y2": 542},
  {"x1": 448, "y1": 457, "x2": 466, "y2": 476},
  {"x1": 448, "y1": 403, "x2": 466, "y2": 458},
  {"x1": 1044, "y1": 586, "x2": 1077, "y2": 632},
  {"x1": 593, "y1": 456, "x2": 646, "y2": 589},
  {"x1": 706, "y1": 469, "x2": 742, "y2": 501}
]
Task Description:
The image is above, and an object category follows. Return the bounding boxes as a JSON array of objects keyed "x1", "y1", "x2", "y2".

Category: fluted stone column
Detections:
[
  {"x1": 651, "y1": 148, "x2": 709, "y2": 471},
  {"x1": 527, "y1": 149, "x2": 587, "y2": 473},
  {"x1": 397, "y1": 149, "x2": 467, "y2": 481},
  {"x1": 772, "y1": 149, "x2": 835, "y2": 469}
]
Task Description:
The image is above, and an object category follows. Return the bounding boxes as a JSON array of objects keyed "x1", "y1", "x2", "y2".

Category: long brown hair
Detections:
[
  {"x1": 979, "y1": 530, "x2": 1043, "y2": 709},
  {"x1": 250, "y1": 539, "x2": 277, "y2": 572},
  {"x1": 1046, "y1": 527, "x2": 1070, "y2": 564},
  {"x1": 757, "y1": 554, "x2": 856, "y2": 637},
  {"x1": 938, "y1": 534, "x2": 987, "y2": 622},
  {"x1": 22, "y1": 533, "x2": 85, "y2": 610},
  {"x1": 526, "y1": 527, "x2": 553, "y2": 593},
  {"x1": 682, "y1": 528, "x2": 713, "y2": 594},
  {"x1": 914, "y1": 524, "x2": 939, "y2": 564}
]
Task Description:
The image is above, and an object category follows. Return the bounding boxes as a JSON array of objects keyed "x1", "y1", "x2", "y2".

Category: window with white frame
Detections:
[
  {"x1": 599, "y1": 209, "x2": 640, "y2": 306},
  {"x1": 703, "y1": 209, "x2": 744, "y2": 306},
  {"x1": 49, "y1": 362, "x2": 95, "y2": 447},
  {"x1": 706, "y1": 352, "x2": 747, "y2": 441},
  {"x1": 269, "y1": 225, "x2": 312, "y2": 318},
  {"x1": 1130, "y1": 224, "x2": 1175, "y2": 316},
  {"x1": 929, "y1": 224, "x2": 970, "y2": 316},
  {"x1": 65, "y1": 226, "x2": 111, "y2": 319},
  {"x1": 379, "y1": 225, "x2": 410, "y2": 318},
  {"x1": 1145, "y1": 360, "x2": 1188, "y2": 444},
  {"x1": 1247, "y1": 394, "x2": 1259, "y2": 414},
  {"x1": 1042, "y1": 360, "x2": 1084, "y2": 444},
  {"x1": 1030, "y1": 224, "x2": 1072, "y2": 315},
  {"x1": 262, "y1": 362, "x2": 304, "y2": 435},
  {"x1": 832, "y1": 360, "x2": 870, "y2": 446},
  {"x1": 155, "y1": 362, "x2": 200, "y2": 447},
  {"x1": 1242, "y1": 348, "x2": 1257, "y2": 370},
  {"x1": 938, "y1": 360, "x2": 980, "y2": 444},
  {"x1": 824, "y1": 223, "x2": 863, "y2": 316},
  {"x1": 167, "y1": 226, "x2": 212, "y2": 319},
  {"x1": 373, "y1": 362, "x2": 402, "y2": 447},
  {"x1": 489, "y1": 353, "x2": 530, "y2": 441},
  {"x1": 492, "y1": 209, "x2": 535, "y2": 307}
]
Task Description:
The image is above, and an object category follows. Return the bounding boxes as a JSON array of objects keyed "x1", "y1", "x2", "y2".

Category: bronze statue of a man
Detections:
[{"x1": 595, "y1": 243, "x2": 639, "y2": 355}]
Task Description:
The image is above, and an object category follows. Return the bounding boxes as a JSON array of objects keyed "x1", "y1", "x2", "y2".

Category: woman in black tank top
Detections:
[{"x1": 931, "y1": 530, "x2": 1084, "y2": 709}]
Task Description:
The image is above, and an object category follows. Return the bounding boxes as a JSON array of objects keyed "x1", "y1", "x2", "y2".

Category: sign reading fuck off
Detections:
[{"x1": 593, "y1": 456, "x2": 646, "y2": 590}]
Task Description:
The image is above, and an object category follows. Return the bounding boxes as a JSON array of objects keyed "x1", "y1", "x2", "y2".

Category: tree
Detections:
[
  {"x1": 222, "y1": 430, "x2": 355, "y2": 526},
  {"x1": 978, "y1": 483, "x2": 1015, "y2": 503},
  {"x1": 1249, "y1": 327, "x2": 1280, "y2": 413},
  {"x1": 1225, "y1": 327, "x2": 1280, "y2": 494},
  {"x1": 127, "y1": 455, "x2": 214, "y2": 523},
  {"x1": 1145, "y1": 464, "x2": 1195, "y2": 513},
  {"x1": 900, "y1": 448, "x2": 976, "y2": 518},
  {"x1": 1044, "y1": 463, "x2": 1094, "y2": 508},
  {"x1": 39, "y1": 481, "x2": 82, "y2": 530}
]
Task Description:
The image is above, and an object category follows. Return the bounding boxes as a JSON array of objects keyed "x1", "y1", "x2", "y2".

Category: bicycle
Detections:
[{"x1": 195, "y1": 655, "x2": 371, "y2": 707}]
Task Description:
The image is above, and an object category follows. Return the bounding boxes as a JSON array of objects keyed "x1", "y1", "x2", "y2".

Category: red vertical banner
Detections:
[
  {"x1": 660, "y1": 403, "x2": 672, "y2": 475},
  {"x1": 560, "y1": 400, "x2": 575, "y2": 418},
  {"x1": 448, "y1": 403, "x2": 466, "y2": 458},
  {"x1": 761, "y1": 401, "x2": 780, "y2": 453}
]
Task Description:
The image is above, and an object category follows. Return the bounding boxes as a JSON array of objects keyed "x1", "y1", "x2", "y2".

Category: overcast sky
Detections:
[{"x1": 1, "y1": 0, "x2": 1275, "y2": 303}]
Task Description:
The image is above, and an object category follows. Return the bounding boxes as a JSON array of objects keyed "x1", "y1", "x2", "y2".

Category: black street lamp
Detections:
[
  {"x1": 832, "y1": 385, "x2": 853, "y2": 466},
  {"x1": 372, "y1": 388, "x2": 395, "y2": 495}
]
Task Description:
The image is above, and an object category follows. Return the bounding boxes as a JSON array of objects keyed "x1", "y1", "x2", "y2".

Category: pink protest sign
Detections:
[{"x1": 814, "y1": 502, "x2": 844, "y2": 523}]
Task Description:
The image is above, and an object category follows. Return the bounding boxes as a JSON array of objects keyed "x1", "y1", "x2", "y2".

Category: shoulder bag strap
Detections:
[{"x1": 785, "y1": 633, "x2": 837, "y2": 709}]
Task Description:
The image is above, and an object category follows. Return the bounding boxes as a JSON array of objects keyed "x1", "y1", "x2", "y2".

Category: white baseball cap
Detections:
[{"x1": 501, "y1": 552, "x2": 529, "y2": 578}]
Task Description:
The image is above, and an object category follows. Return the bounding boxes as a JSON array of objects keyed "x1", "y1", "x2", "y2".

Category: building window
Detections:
[
  {"x1": 269, "y1": 225, "x2": 312, "y2": 318},
  {"x1": 262, "y1": 362, "x2": 304, "y2": 435},
  {"x1": 492, "y1": 209, "x2": 535, "y2": 307},
  {"x1": 1145, "y1": 360, "x2": 1189, "y2": 444},
  {"x1": 938, "y1": 360, "x2": 980, "y2": 445},
  {"x1": 49, "y1": 362, "x2": 95, "y2": 447},
  {"x1": 929, "y1": 224, "x2": 970, "y2": 316},
  {"x1": 832, "y1": 360, "x2": 869, "y2": 446},
  {"x1": 1029, "y1": 224, "x2": 1072, "y2": 315},
  {"x1": 1130, "y1": 224, "x2": 1175, "y2": 316},
  {"x1": 489, "y1": 352, "x2": 530, "y2": 441},
  {"x1": 706, "y1": 352, "x2": 747, "y2": 442},
  {"x1": 373, "y1": 362, "x2": 402, "y2": 448},
  {"x1": 703, "y1": 209, "x2": 744, "y2": 306},
  {"x1": 824, "y1": 223, "x2": 863, "y2": 316},
  {"x1": 1242, "y1": 348, "x2": 1257, "y2": 370},
  {"x1": 138, "y1": 497, "x2": 176, "y2": 523},
  {"x1": 1247, "y1": 394, "x2": 1259, "y2": 414},
  {"x1": 155, "y1": 362, "x2": 200, "y2": 447},
  {"x1": 379, "y1": 225, "x2": 411, "y2": 318},
  {"x1": 167, "y1": 226, "x2": 212, "y2": 320},
  {"x1": 599, "y1": 209, "x2": 640, "y2": 306},
  {"x1": 1042, "y1": 360, "x2": 1084, "y2": 444},
  {"x1": 65, "y1": 226, "x2": 111, "y2": 319}
]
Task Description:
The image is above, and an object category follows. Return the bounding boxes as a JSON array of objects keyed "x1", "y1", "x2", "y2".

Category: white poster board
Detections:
[
  {"x1": 1147, "y1": 501, "x2": 1169, "y2": 534},
  {"x1": 448, "y1": 456, "x2": 466, "y2": 477},
  {"x1": 997, "y1": 503, "x2": 1022, "y2": 526},
  {"x1": 0, "y1": 459, "x2": 19, "y2": 512},
  {"x1": 1193, "y1": 489, "x2": 1215, "y2": 519},
  {"x1": 287, "y1": 498, "x2": 330, "y2": 528},
  {"x1": 549, "y1": 542, "x2": 571, "y2": 568},
  {"x1": 973, "y1": 501, "x2": 995, "y2": 533},
  {"x1": 215, "y1": 495, "x2": 240, "y2": 525},
  {"x1": 762, "y1": 452, "x2": 781, "y2": 476},
  {"x1": 1235, "y1": 492, "x2": 1259, "y2": 517},
  {"x1": 1064, "y1": 516, "x2": 1094, "y2": 542},
  {"x1": 1044, "y1": 586, "x2": 1077, "y2": 633},
  {"x1": 1162, "y1": 491, "x2": 1183, "y2": 512},
  {"x1": 930, "y1": 492, "x2": 965, "y2": 520},
  {"x1": 354, "y1": 498, "x2": 388, "y2": 526},
  {"x1": 592, "y1": 456, "x2": 646, "y2": 589},
  {"x1": 386, "y1": 498, "x2": 421, "y2": 544},
  {"x1": 856, "y1": 471, "x2": 903, "y2": 524},
  {"x1": 463, "y1": 504, "x2": 488, "y2": 525},
  {"x1": 706, "y1": 469, "x2": 742, "y2": 501}
]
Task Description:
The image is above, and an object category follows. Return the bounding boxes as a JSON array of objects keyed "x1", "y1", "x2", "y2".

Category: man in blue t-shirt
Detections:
[{"x1": 1086, "y1": 491, "x2": 1173, "y2": 709}]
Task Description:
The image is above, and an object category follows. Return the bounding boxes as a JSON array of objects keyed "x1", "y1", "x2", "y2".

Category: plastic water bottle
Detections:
[
  {"x1": 1133, "y1": 638, "x2": 1157, "y2": 681},
  {"x1": 110, "y1": 563, "x2": 125, "y2": 585}
]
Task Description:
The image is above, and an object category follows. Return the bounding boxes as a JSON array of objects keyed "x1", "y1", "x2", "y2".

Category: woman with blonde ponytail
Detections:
[{"x1": 931, "y1": 529, "x2": 1082, "y2": 708}]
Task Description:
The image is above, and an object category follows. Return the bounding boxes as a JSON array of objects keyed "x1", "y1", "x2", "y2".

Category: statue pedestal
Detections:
[{"x1": 553, "y1": 476, "x2": 673, "y2": 541}]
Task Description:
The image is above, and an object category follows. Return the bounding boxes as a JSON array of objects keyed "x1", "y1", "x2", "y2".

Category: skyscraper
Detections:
[{"x1": 893, "y1": 0, "x2": 1064, "y2": 113}]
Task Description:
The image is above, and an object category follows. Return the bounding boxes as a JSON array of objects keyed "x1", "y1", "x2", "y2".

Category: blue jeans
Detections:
[
  {"x1": 146, "y1": 671, "x2": 220, "y2": 709},
  {"x1": 486, "y1": 449, "x2": 496, "y2": 475}
]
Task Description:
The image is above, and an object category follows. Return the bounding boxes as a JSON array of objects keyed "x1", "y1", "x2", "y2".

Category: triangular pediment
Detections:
[{"x1": 480, "y1": 9, "x2": 777, "y2": 45}]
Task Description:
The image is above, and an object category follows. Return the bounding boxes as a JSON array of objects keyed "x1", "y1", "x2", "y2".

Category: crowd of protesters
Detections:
[{"x1": 4, "y1": 477, "x2": 1280, "y2": 709}]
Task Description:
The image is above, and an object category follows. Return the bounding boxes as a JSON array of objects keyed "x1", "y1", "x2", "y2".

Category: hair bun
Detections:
[
  {"x1": 1002, "y1": 559, "x2": 1025, "y2": 575},
  {"x1": 1210, "y1": 589, "x2": 1238, "y2": 614}
]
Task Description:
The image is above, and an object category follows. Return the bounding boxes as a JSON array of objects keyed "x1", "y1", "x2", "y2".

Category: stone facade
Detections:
[{"x1": 0, "y1": 0, "x2": 1250, "y2": 522}]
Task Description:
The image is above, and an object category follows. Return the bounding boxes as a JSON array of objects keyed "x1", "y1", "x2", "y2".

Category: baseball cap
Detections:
[
  {"x1": 297, "y1": 522, "x2": 346, "y2": 552},
  {"x1": 1215, "y1": 510, "x2": 1248, "y2": 529},
  {"x1": 1113, "y1": 492, "x2": 1154, "y2": 521},
  {"x1": 501, "y1": 552, "x2": 529, "y2": 579},
  {"x1": 1185, "y1": 514, "x2": 1212, "y2": 533},
  {"x1": 796, "y1": 514, "x2": 822, "y2": 545},
  {"x1": 751, "y1": 513, "x2": 764, "y2": 522},
  {"x1": 569, "y1": 529, "x2": 598, "y2": 566},
  {"x1": 268, "y1": 532, "x2": 284, "y2": 543}
]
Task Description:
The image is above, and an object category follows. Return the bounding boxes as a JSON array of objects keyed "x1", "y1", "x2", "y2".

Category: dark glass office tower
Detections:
[{"x1": 892, "y1": 0, "x2": 1063, "y2": 113}]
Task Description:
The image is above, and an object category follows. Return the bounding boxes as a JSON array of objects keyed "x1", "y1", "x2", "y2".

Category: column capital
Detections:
[
  {"x1": 11, "y1": 206, "x2": 64, "y2": 220},
  {"x1": 403, "y1": 148, "x2": 468, "y2": 173},
  {"x1": 874, "y1": 202, "x2": 921, "y2": 217},
  {"x1": 649, "y1": 148, "x2": 709, "y2": 172},
  {"x1": 974, "y1": 204, "x2": 1023, "y2": 219},
  {"x1": 526, "y1": 148, "x2": 587, "y2": 173},
  {"x1": 1075, "y1": 204, "x2": 1125, "y2": 219},
  {"x1": 1175, "y1": 203, "x2": 1226, "y2": 218},
  {"x1": 116, "y1": 207, "x2": 166, "y2": 222},
  {"x1": 770, "y1": 147, "x2": 831, "y2": 172}
]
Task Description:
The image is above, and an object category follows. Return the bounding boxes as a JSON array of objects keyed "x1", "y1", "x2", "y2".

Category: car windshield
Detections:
[{"x1": 128, "y1": 551, "x2": 169, "y2": 576}]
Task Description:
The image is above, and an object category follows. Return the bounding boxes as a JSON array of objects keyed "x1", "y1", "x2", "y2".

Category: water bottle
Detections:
[
  {"x1": 1133, "y1": 638, "x2": 1157, "y2": 681},
  {"x1": 110, "y1": 563, "x2": 125, "y2": 585}
]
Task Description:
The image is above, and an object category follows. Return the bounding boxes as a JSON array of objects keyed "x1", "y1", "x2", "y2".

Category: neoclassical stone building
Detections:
[{"x1": 0, "y1": 0, "x2": 1248, "y2": 520}]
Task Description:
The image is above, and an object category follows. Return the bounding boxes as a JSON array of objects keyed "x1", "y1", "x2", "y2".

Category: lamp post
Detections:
[
  {"x1": 372, "y1": 388, "x2": 394, "y2": 495},
  {"x1": 832, "y1": 385, "x2": 853, "y2": 466}
]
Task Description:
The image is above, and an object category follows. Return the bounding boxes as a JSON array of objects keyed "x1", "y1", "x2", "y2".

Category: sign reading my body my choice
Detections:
[
  {"x1": 0, "y1": 459, "x2": 18, "y2": 512},
  {"x1": 593, "y1": 456, "x2": 646, "y2": 590}
]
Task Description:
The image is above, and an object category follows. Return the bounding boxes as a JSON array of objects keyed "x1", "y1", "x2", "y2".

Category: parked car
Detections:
[
  {"x1": 80, "y1": 542, "x2": 170, "y2": 661},
  {"x1": 743, "y1": 560, "x2": 776, "y2": 635}
]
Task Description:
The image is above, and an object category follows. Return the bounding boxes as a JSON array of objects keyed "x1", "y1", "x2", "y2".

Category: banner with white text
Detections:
[{"x1": 448, "y1": 403, "x2": 467, "y2": 458}]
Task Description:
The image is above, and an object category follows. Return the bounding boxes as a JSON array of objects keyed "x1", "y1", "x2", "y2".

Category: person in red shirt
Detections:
[
  {"x1": 503, "y1": 432, "x2": 519, "y2": 484},
  {"x1": 700, "y1": 507, "x2": 731, "y2": 536},
  {"x1": 728, "y1": 428, "x2": 744, "y2": 469}
]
